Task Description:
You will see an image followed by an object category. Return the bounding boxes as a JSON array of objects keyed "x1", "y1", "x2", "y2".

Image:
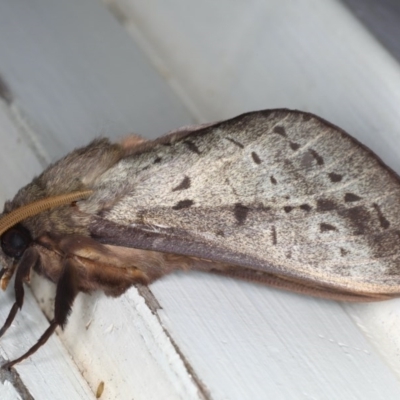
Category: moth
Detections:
[{"x1": 0, "y1": 109, "x2": 399, "y2": 368}]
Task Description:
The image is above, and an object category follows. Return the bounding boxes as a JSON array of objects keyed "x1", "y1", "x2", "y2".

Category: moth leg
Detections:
[
  {"x1": 0, "y1": 248, "x2": 39, "y2": 338},
  {"x1": 2, "y1": 257, "x2": 79, "y2": 369}
]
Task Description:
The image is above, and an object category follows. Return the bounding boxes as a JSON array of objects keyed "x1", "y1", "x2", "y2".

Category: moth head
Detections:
[
  {"x1": 1, "y1": 224, "x2": 32, "y2": 259},
  {"x1": 0, "y1": 224, "x2": 32, "y2": 290},
  {"x1": 0, "y1": 191, "x2": 93, "y2": 289},
  {"x1": 0, "y1": 138, "x2": 125, "y2": 288}
]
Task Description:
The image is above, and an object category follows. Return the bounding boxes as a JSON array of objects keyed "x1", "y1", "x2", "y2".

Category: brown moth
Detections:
[{"x1": 0, "y1": 109, "x2": 399, "y2": 368}]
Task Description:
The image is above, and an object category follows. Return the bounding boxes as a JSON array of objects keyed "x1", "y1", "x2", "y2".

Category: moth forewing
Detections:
[
  {"x1": 89, "y1": 109, "x2": 400, "y2": 297},
  {"x1": 0, "y1": 109, "x2": 400, "y2": 367}
]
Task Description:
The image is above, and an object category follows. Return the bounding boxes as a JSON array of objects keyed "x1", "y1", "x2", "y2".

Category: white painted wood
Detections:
[
  {"x1": 0, "y1": 0, "x2": 192, "y2": 161},
  {"x1": 1, "y1": 0, "x2": 400, "y2": 399},
  {"x1": 0, "y1": 380, "x2": 22, "y2": 400}
]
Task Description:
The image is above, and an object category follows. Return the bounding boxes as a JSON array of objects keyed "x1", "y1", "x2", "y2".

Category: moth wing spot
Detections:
[
  {"x1": 328, "y1": 172, "x2": 342, "y2": 182},
  {"x1": 251, "y1": 151, "x2": 262, "y2": 164},
  {"x1": 226, "y1": 138, "x2": 244, "y2": 148},
  {"x1": 338, "y1": 206, "x2": 370, "y2": 235},
  {"x1": 234, "y1": 203, "x2": 249, "y2": 225},
  {"x1": 370, "y1": 230, "x2": 400, "y2": 260},
  {"x1": 309, "y1": 149, "x2": 324, "y2": 165},
  {"x1": 271, "y1": 226, "x2": 277, "y2": 245},
  {"x1": 184, "y1": 140, "x2": 201, "y2": 154},
  {"x1": 273, "y1": 126, "x2": 287, "y2": 137},
  {"x1": 300, "y1": 204, "x2": 312, "y2": 212},
  {"x1": 172, "y1": 199, "x2": 194, "y2": 210},
  {"x1": 340, "y1": 248, "x2": 349, "y2": 256},
  {"x1": 270, "y1": 176, "x2": 277, "y2": 185},
  {"x1": 172, "y1": 176, "x2": 191, "y2": 192},
  {"x1": 373, "y1": 203, "x2": 390, "y2": 229},
  {"x1": 283, "y1": 206, "x2": 293, "y2": 213},
  {"x1": 344, "y1": 193, "x2": 362, "y2": 203},
  {"x1": 289, "y1": 142, "x2": 300, "y2": 151},
  {"x1": 320, "y1": 223, "x2": 337, "y2": 232}
]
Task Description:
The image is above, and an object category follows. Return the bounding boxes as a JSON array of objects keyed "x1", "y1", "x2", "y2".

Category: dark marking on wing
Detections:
[
  {"x1": 284, "y1": 206, "x2": 293, "y2": 213},
  {"x1": 302, "y1": 114, "x2": 311, "y2": 121},
  {"x1": 286, "y1": 251, "x2": 292, "y2": 259},
  {"x1": 273, "y1": 126, "x2": 287, "y2": 137},
  {"x1": 184, "y1": 140, "x2": 201, "y2": 154},
  {"x1": 226, "y1": 138, "x2": 244, "y2": 148},
  {"x1": 172, "y1": 199, "x2": 194, "y2": 210},
  {"x1": 328, "y1": 172, "x2": 342, "y2": 182},
  {"x1": 172, "y1": 176, "x2": 191, "y2": 192},
  {"x1": 340, "y1": 248, "x2": 349, "y2": 256},
  {"x1": 251, "y1": 152, "x2": 262, "y2": 164},
  {"x1": 309, "y1": 149, "x2": 324, "y2": 165},
  {"x1": 373, "y1": 203, "x2": 390, "y2": 229},
  {"x1": 344, "y1": 193, "x2": 362, "y2": 203},
  {"x1": 317, "y1": 199, "x2": 336, "y2": 212},
  {"x1": 289, "y1": 142, "x2": 300, "y2": 151},
  {"x1": 270, "y1": 176, "x2": 277, "y2": 185},
  {"x1": 338, "y1": 206, "x2": 370, "y2": 235},
  {"x1": 271, "y1": 226, "x2": 277, "y2": 245},
  {"x1": 371, "y1": 231, "x2": 400, "y2": 260},
  {"x1": 300, "y1": 204, "x2": 312, "y2": 212},
  {"x1": 320, "y1": 223, "x2": 337, "y2": 232},
  {"x1": 153, "y1": 157, "x2": 162, "y2": 164},
  {"x1": 258, "y1": 110, "x2": 275, "y2": 120},
  {"x1": 234, "y1": 203, "x2": 249, "y2": 225},
  {"x1": 216, "y1": 230, "x2": 225, "y2": 237}
]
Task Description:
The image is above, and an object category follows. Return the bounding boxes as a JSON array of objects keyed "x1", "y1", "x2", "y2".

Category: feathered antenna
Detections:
[{"x1": 0, "y1": 190, "x2": 93, "y2": 235}]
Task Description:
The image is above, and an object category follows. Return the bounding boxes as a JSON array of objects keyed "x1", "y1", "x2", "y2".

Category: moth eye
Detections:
[{"x1": 1, "y1": 224, "x2": 32, "y2": 259}]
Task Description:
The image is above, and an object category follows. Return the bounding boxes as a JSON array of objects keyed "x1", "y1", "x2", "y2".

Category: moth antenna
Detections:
[
  {"x1": 0, "y1": 190, "x2": 93, "y2": 236},
  {"x1": 0, "y1": 248, "x2": 39, "y2": 338},
  {"x1": 2, "y1": 257, "x2": 79, "y2": 369}
]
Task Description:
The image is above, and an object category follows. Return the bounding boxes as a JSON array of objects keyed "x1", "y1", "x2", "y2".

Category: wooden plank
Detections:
[
  {"x1": 0, "y1": 0, "x2": 192, "y2": 161},
  {"x1": 0, "y1": 380, "x2": 22, "y2": 400},
  {"x1": 342, "y1": 0, "x2": 400, "y2": 61}
]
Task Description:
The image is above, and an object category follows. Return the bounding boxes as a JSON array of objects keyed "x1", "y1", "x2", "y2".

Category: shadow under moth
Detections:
[{"x1": 0, "y1": 109, "x2": 399, "y2": 368}]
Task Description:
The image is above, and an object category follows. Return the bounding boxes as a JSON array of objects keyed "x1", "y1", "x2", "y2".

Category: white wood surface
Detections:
[{"x1": 0, "y1": 0, "x2": 400, "y2": 399}]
